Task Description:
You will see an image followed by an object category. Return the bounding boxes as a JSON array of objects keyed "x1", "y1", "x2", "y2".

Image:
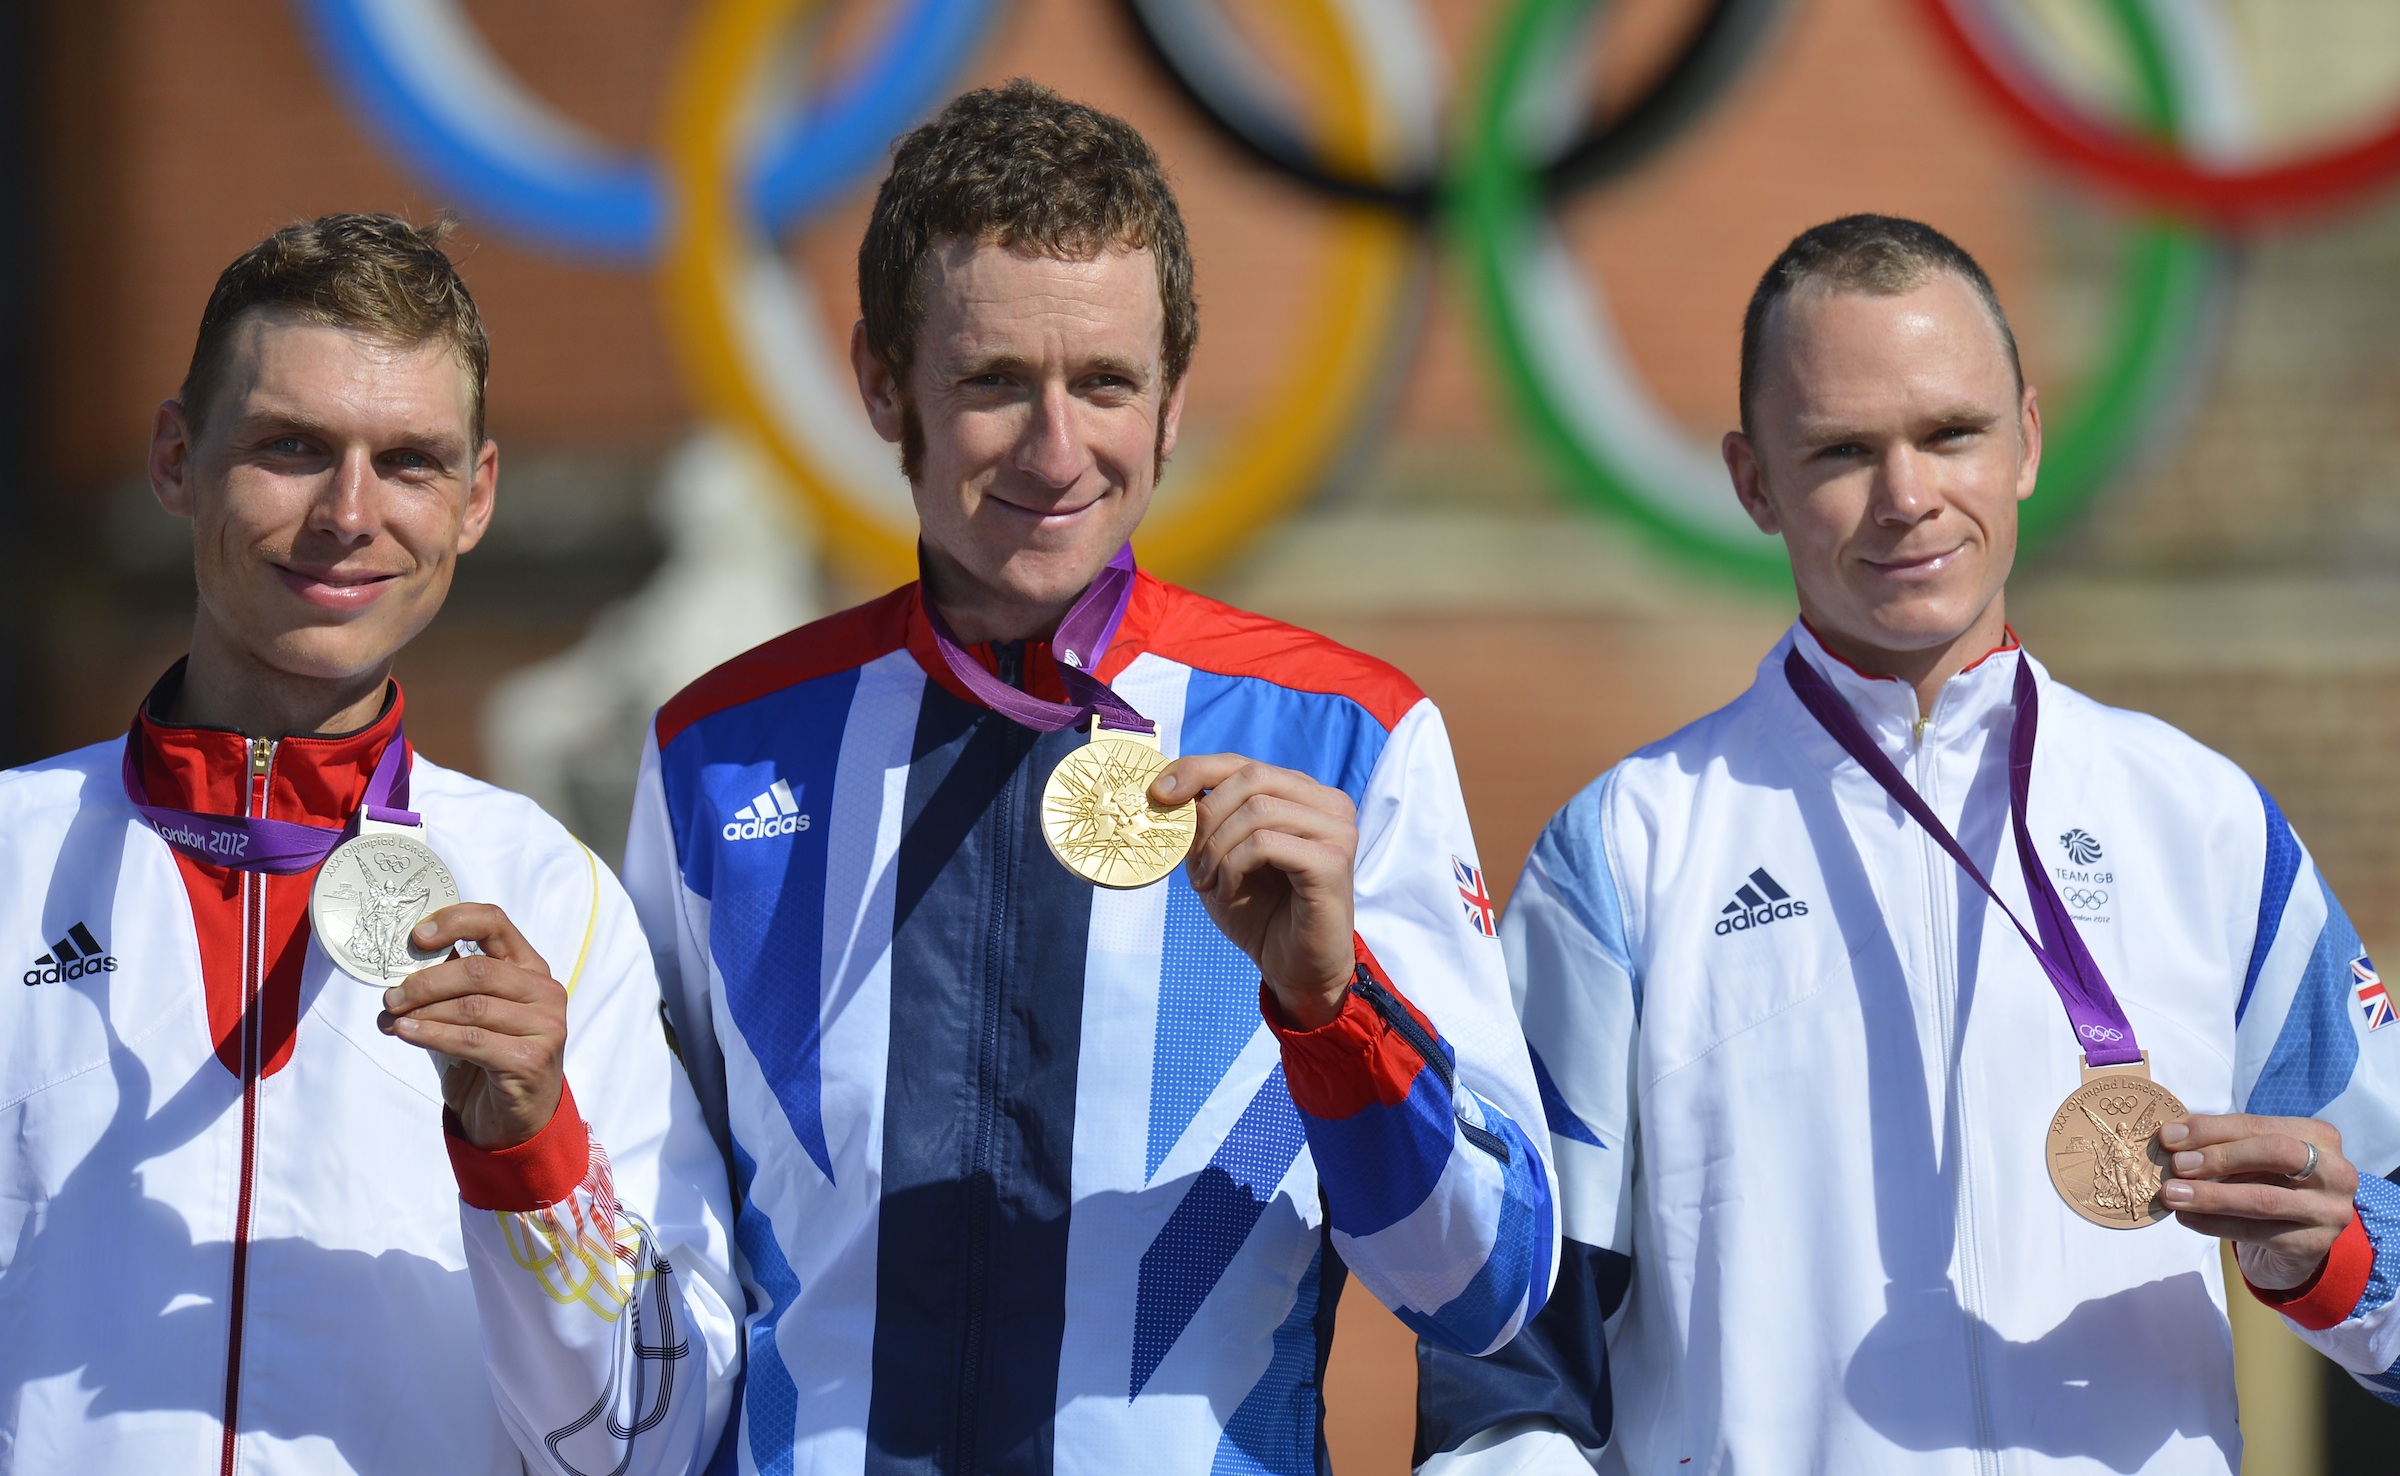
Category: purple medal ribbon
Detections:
[
  {"x1": 122, "y1": 724, "x2": 421, "y2": 876},
  {"x1": 1785, "y1": 645, "x2": 2142, "y2": 1067},
  {"x1": 920, "y1": 542, "x2": 1155, "y2": 735}
]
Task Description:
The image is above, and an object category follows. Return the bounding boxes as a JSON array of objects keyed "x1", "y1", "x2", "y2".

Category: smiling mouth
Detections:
[
  {"x1": 274, "y1": 563, "x2": 402, "y2": 610},
  {"x1": 1865, "y1": 545, "x2": 1967, "y2": 578},
  {"x1": 987, "y1": 492, "x2": 1104, "y2": 523}
]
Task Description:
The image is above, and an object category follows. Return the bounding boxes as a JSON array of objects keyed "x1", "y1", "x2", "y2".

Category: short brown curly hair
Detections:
[
  {"x1": 859, "y1": 80, "x2": 1196, "y2": 473},
  {"x1": 181, "y1": 213, "x2": 491, "y2": 444}
]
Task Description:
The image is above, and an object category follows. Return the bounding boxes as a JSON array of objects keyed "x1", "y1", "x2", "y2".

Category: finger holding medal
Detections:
[
  {"x1": 2158, "y1": 1112, "x2": 2359, "y2": 1289},
  {"x1": 377, "y1": 902, "x2": 570, "y2": 1151},
  {"x1": 1152, "y1": 753, "x2": 1358, "y2": 1031}
]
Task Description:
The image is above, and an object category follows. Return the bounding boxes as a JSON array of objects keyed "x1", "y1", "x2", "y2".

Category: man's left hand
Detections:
[
  {"x1": 2159, "y1": 1112, "x2": 2358, "y2": 1290},
  {"x1": 1152, "y1": 754, "x2": 1356, "y2": 1030},
  {"x1": 377, "y1": 903, "x2": 570, "y2": 1151}
]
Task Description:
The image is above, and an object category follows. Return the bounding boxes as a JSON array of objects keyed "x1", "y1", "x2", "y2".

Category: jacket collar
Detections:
[
  {"x1": 130, "y1": 660, "x2": 410, "y2": 829},
  {"x1": 1784, "y1": 618, "x2": 2023, "y2": 759},
  {"x1": 901, "y1": 569, "x2": 1168, "y2": 714}
]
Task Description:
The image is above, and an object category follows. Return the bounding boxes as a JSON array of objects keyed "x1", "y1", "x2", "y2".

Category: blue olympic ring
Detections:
[{"x1": 293, "y1": 0, "x2": 999, "y2": 261}]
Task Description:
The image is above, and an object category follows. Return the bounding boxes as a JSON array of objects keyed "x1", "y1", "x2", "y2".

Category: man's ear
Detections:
[
  {"x1": 455, "y1": 438, "x2": 500, "y2": 555},
  {"x1": 851, "y1": 320, "x2": 906, "y2": 445},
  {"x1": 1157, "y1": 372, "x2": 1188, "y2": 464},
  {"x1": 150, "y1": 400, "x2": 197, "y2": 518},
  {"x1": 1723, "y1": 430, "x2": 1781, "y2": 535},
  {"x1": 2014, "y1": 384, "x2": 2043, "y2": 505}
]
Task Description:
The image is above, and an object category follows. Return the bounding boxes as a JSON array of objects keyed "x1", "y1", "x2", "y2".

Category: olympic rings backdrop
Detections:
[{"x1": 293, "y1": 0, "x2": 2400, "y2": 588}]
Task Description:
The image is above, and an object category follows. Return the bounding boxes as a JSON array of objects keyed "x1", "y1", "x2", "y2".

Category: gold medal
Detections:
[
  {"x1": 1041, "y1": 718, "x2": 1197, "y2": 889},
  {"x1": 2045, "y1": 1055, "x2": 2186, "y2": 1230}
]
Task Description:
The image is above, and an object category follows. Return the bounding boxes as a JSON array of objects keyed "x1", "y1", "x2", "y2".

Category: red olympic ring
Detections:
[{"x1": 1912, "y1": 0, "x2": 2400, "y2": 223}]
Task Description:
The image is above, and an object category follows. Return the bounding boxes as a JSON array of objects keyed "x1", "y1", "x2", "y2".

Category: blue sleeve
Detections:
[
  {"x1": 1415, "y1": 777, "x2": 1641, "y2": 1460},
  {"x1": 1276, "y1": 700, "x2": 1559, "y2": 1359},
  {"x1": 2235, "y1": 786, "x2": 2400, "y2": 1389},
  {"x1": 1416, "y1": 1238, "x2": 1631, "y2": 1460}
]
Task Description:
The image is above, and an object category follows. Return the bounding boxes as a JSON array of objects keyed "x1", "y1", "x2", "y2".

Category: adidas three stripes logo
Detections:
[{"x1": 1714, "y1": 868, "x2": 1810, "y2": 936}]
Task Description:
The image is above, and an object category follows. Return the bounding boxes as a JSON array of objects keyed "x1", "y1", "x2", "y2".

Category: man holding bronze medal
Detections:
[
  {"x1": 0, "y1": 216, "x2": 737, "y2": 1474},
  {"x1": 1417, "y1": 216, "x2": 2400, "y2": 1473},
  {"x1": 623, "y1": 81, "x2": 1555, "y2": 1474}
]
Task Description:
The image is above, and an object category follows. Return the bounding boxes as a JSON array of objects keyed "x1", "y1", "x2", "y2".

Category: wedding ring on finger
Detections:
[{"x1": 2290, "y1": 1140, "x2": 2321, "y2": 1185}]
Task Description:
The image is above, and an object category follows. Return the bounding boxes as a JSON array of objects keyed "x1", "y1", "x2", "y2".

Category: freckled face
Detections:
[{"x1": 153, "y1": 313, "x2": 496, "y2": 682}]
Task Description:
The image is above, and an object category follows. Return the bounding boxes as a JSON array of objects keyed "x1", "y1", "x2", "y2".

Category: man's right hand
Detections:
[{"x1": 378, "y1": 903, "x2": 569, "y2": 1150}]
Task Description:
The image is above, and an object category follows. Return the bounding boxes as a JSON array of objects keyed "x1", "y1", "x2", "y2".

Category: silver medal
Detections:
[{"x1": 310, "y1": 829, "x2": 460, "y2": 984}]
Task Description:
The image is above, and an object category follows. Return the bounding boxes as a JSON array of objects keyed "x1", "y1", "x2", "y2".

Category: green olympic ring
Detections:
[
  {"x1": 1452, "y1": 0, "x2": 2233, "y2": 585},
  {"x1": 306, "y1": 0, "x2": 2241, "y2": 587}
]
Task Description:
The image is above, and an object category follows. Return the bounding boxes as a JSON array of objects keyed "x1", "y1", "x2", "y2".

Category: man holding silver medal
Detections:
[
  {"x1": 1417, "y1": 216, "x2": 2400, "y2": 1473},
  {"x1": 623, "y1": 81, "x2": 1555, "y2": 1474},
  {"x1": 0, "y1": 216, "x2": 738, "y2": 1474}
]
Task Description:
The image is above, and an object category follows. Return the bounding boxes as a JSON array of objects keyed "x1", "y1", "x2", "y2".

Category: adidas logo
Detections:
[
  {"x1": 24, "y1": 922, "x2": 117, "y2": 986},
  {"x1": 1714, "y1": 868, "x2": 1810, "y2": 936},
  {"x1": 722, "y1": 778, "x2": 812, "y2": 842}
]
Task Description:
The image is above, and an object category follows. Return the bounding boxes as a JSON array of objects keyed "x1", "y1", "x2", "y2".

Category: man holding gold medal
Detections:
[
  {"x1": 0, "y1": 216, "x2": 738, "y2": 1474},
  {"x1": 1417, "y1": 216, "x2": 2400, "y2": 1473},
  {"x1": 625, "y1": 81, "x2": 1555, "y2": 1474}
]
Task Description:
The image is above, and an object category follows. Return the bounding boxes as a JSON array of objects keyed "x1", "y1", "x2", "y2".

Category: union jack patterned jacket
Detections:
[{"x1": 624, "y1": 572, "x2": 1557, "y2": 1476}]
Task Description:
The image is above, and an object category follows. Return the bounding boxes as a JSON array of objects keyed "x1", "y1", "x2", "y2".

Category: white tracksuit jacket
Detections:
[
  {"x1": 1417, "y1": 623, "x2": 2400, "y2": 1475},
  {"x1": 0, "y1": 692, "x2": 740, "y2": 1475}
]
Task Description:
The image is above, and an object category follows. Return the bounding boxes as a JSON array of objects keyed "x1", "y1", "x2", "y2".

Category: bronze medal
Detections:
[
  {"x1": 1041, "y1": 720, "x2": 1197, "y2": 889},
  {"x1": 2045, "y1": 1056, "x2": 2186, "y2": 1230}
]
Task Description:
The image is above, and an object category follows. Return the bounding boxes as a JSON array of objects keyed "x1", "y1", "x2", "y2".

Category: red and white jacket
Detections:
[{"x1": 0, "y1": 677, "x2": 739, "y2": 1476}]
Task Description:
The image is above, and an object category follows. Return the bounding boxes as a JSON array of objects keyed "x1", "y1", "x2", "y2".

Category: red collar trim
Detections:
[
  {"x1": 1797, "y1": 617, "x2": 2021, "y2": 684},
  {"x1": 1958, "y1": 625, "x2": 2023, "y2": 674},
  {"x1": 131, "y1": 667, "x2": 410, "y2": 832}
]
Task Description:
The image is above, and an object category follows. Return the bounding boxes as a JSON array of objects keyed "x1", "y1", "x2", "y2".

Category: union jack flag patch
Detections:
[
  {"x1": 1454, "y1": 856, "x2": 1498, "y2": 939},
  {"x1": 2356, "y1": 955, "x2": 2392, "y2": 1032}
]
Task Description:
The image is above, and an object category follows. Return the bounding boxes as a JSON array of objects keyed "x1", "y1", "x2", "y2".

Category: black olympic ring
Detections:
[
  {"x1": 2065, "y1": 888, "x2": 2110, "y2": 911},
  {"x1": 1117, "y1": 0, "x2": 1791, "y2": 217}
]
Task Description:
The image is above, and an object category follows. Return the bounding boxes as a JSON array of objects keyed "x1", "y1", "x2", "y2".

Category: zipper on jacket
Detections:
[
  {"x1": 1349, "y1": 966, "x2": 1510, "y2": 1163},
  {"x1": 955, "y1": 717, "x2": 1030, "y2": 1474},
  {"x1": 1912, "y1": 715, "x2": 2002, "y2": 1476},
  {"x1": 220, "y1": 734, "x2": 273, "y2": 1476},
  {"x1": 993, "y1": 639, "x2": 1025, "y2": 690}
]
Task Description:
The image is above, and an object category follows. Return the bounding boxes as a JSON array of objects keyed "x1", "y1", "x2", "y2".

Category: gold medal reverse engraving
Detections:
[
  {"x1": 2045, "y1": 1056, "x2": 2186, "y2": 1230},
  {"x1": 1041, "y1": 720, "x2": 1197, "y2": 889}
]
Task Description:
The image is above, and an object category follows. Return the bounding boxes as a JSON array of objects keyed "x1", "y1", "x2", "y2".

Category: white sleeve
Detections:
[
  {"x1": 1278, "y1": 698, "x2": 1560, "y2": 1357},
  {"x1": 1417, "y1": 1421, "x2": 1598, "y2": 1475},
  {"x1": 1416, "y1": 771, "x2": 1638, "y2": 1467},
  {"x1": 624, "y1": 724, "x2": 731, "y2": 1157},
  {"x1": 2231, "y1": 789, "x2": 2400, "y2": 1395},
  {"x1": 454, "y1": 830, "x2": 741, "y2": 1475}
]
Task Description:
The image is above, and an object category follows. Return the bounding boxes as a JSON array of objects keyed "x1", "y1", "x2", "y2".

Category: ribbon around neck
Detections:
[
  {"x1": 1784, "y1": 646, "x2": 2142, "y2": 1068},
  {"x1": 122, "y1": 724, "x2": 421, "y2": 876},
  {"x1": 919, "y1": 543, "x2": 1156, "y2": 736}
]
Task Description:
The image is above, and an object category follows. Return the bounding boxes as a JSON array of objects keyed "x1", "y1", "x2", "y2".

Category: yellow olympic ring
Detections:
[{"x1": 661, "y1": 0, "x2": 1420, "y2": 586}]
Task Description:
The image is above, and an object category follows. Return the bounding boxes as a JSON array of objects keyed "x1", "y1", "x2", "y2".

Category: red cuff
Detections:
[
  {"x1": 1264, "y1": 937, "x2": 1440, "y2": 1119},
  {"x1": 2246, "y1": 1212, "x2": 2374, "y2": 1331},
  {"x1": 444, "y1": 1081, "x2": 592, "y2": 1212}
]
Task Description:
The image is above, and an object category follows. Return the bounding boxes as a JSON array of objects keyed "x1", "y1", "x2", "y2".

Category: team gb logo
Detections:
[{"x1": 2059, "y1": 828, "x2": 2104, "y2": 867}]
